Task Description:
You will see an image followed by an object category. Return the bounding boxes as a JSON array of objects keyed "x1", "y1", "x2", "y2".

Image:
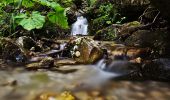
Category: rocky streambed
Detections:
[{"x1": 1, "y1": 35, "x2": 170, "y2": 100}]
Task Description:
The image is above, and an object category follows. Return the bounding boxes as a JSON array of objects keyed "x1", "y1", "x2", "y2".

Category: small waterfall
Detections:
[
  {"x1": 96, "y1": 58, "x2": 106, "y2": 70},
  {"x1": 71, "y1": 16, "x2": 88, "y2": 36},
  {"x1": 94, "y1": 59, "x2": 121, "y2": 78}
]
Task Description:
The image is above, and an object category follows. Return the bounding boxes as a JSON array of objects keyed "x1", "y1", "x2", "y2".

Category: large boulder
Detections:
[
  {"x1": 142, "y1": 58, "x2": 170, "y2": 81},
  {"x1": 124, "y1": 30, "x2": 170, "y2": 57},
  {"x1": 70, "y1": 37, "x2": 104, "y2": 64}
]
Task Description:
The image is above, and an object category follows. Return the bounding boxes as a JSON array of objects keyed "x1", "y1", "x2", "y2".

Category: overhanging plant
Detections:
[{"x1": 0, "y1": 0, "x2": 69, "y2": 34}]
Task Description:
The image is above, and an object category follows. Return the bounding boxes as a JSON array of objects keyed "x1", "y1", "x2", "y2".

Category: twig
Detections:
[
  {"x1": 7, "y1": 30, "x2": 19, "y2": 38},
  {"x1": 152, "y1": 11, "x2": 160, "y2": 23}
]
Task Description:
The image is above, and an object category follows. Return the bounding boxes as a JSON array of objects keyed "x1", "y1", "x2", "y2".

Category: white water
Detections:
[
  {"x1": 80, "y1": 60, "x2": 120, "y2": 86},
  {"x1": 94, "y1": 59, "x2": 121, "y2": 78},
  {"x1": 71, "y1": 16, "x2": 88, "y2": 36},
  {"x1": 96, "y1": 58, "x2": 107, "y2": 70}
]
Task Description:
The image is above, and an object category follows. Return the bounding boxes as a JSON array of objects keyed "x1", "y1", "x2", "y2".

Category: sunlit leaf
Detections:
[
  {"x1": 15, "y1": 11, "x2": 45, "y2": 31},
  {"x1": 21, "y1": 0, "x2": 34, "y2": 8}
]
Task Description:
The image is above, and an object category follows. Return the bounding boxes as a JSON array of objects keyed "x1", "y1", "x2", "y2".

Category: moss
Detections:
[
  {"x1": 126, "y1": 21, "x2": 141, "y2": 27},
  {"x1": 94, "y1": 26, "x2": 117, "y2": 41}
]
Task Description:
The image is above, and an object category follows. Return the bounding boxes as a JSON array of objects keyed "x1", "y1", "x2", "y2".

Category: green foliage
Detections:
[
  {"x1": 48, "y1": 11, "x2": 68, "y2": 29},
  {"x1": 0, "y1": 0, "x2": 69, "y2": 36},
  {"x1": 21, "y1": 0, "x2": 34, "y2": 8},
  {"x1": 56, "y1": 0, "x2": 74, "y2": 7},
  {"x1": 0, "y1": 0, "x2": 34, "y2": 8},
  {"x1": 93, "y1": 3, "x2": 123, "y2": 25},
  {"x1": 95, "y1": 27, "x2": 117, "y2": 41},
  {"x1": 90, "y1": 2, "x2": 125, "y2": 34},
  {"x1": 15, "y1": 11, "x2": 45, "y2": 30},
  {"x1": 88, "y1": 0, "x2": 97, "y2": 6}
]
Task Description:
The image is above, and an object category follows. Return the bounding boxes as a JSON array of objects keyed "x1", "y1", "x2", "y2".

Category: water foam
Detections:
[{"x1": 71, "y1": 16, "x2": 88, "y2": 36}]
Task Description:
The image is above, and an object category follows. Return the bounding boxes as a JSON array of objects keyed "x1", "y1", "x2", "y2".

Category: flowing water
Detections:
[
  {"x1": 71, "y1": 16, "x2": 88, "y2": 36},
  {"x1": 1, "y1": 16, "x2": 170, "y2": 99},
  {"x1": 1, "y1": 63, "x2": 170, "y2": 100}
]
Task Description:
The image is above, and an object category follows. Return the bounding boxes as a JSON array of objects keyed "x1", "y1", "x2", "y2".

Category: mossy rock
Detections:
[
  {"x1": 93, "y1": 26, "x2": 117, "y2": 41},
  {"x1": 71, "y1": 37, "x2": 103, "y2": 64},
  {"x1": 116, "y1": 21, "x2": 141, "y2": 39}
]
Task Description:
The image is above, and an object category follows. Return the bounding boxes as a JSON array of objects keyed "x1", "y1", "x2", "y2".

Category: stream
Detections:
[
  {"x1": 1, "y1": 56, "x2": 170, "y2": 100},
  {"x1": 1, "y1": 16, "x2": 170, "y2": 100}
]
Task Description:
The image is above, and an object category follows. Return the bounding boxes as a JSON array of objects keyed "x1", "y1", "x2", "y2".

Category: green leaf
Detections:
[
  {"x1": 106, "y1": 21, "x2": 111, "y2": 24},
  {"x1": 50, "y1": 2, "x2": 64, "y2": 12},
  {"x1": 47, "y1": 11, "x2": 68, "y2": 29},
  {"x1": 15, "y1": 11, "x2": 45, "y2": 31},
  {"x1": 0, "y1": 0, "x2": 13, "y2": 5},
  {"x1": 33, "y1": 0, "x2": 64, "y2": 11},
  {"x1": 21, "y1": 0, "x2": 34, "y2": 8},
  {"x1": 32, "y1": 0, "x2": 68, "y2": 29},
  {"x1": 14, "y1": 13, "x2": 27, "y2": 19},
  {"x1": 35, "y1": 0, "x2": 50, "y2": 6}
]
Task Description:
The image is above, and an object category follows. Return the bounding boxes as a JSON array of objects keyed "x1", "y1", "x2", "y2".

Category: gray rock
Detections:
[
  {"x1": 142, "y1": 58, "x2": 170, "y2": 81},
  {"x1": 104, "y1": 60, "x2": 140, "y2": 75}
]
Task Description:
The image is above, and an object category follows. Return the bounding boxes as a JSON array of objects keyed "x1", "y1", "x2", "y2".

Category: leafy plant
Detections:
[
  {"x1": 48, "y1": 11, "x2": 68, "y2": 29},
  {"x1": 87, "y1": 0, "x2": 97, "y2": 7},
  {"x1": 0, "y1": 0, "x2": 69, "y2": 36},
  {"x1": 90, "y1": 2, "x2": 125, "y2": 34},
  {"x1": 15, "y1": 11, "x2": 45, "y2": 31}
]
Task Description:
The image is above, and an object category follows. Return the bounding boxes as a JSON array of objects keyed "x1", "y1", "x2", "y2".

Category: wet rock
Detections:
[
  {"x1": 26, "y1": 62, "x2": 41, "y2": 69},
  {"x1": 98, "y1": 41, "x2": 150, "y2": 60},
  {"x1": 111, "y1": 46, "x2": 150, "y2": 60},
  {"x1": 124, "y1": 30, "x2": 157, "y2": 47},
  {"x1": 142, "y1": 58, "x2": 170, "y2": 81},
  {"x1": 71, "y1": 37, "x2": 104, "y2": 64},
  {"x1": 35, "y1": 91, "x2": 75, "y2": 100},
  {"x1": 16, "y1": 36, "x2": 41, "y2": 52},
  {"x1": 0, "y1": 38, "x2": 27, "y2": 62},
  {"x1": 104, "y1": 60, "x2": 140, "y2": 76},
  {"x1": 54, "y1": 59, "x2": 76, "y2": 66},
  {"x1": 124, "y1": 30, "x2": 170, "y2": 57},
  {"x1": 26, "y1": 57, "x2": 54, "y2": 69},
  {"x1": 39, "y1": 57, "x2": 54, "y2": 67},
  {"x1": 99, "y1": 42, "x2": 124, "y2": 56},
  {"x1": 116, "y1": 21, "x2": 141, "y2": 40},
  {"x1": 126, "y1": 47, "x2": 150, "y2": 59}
]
